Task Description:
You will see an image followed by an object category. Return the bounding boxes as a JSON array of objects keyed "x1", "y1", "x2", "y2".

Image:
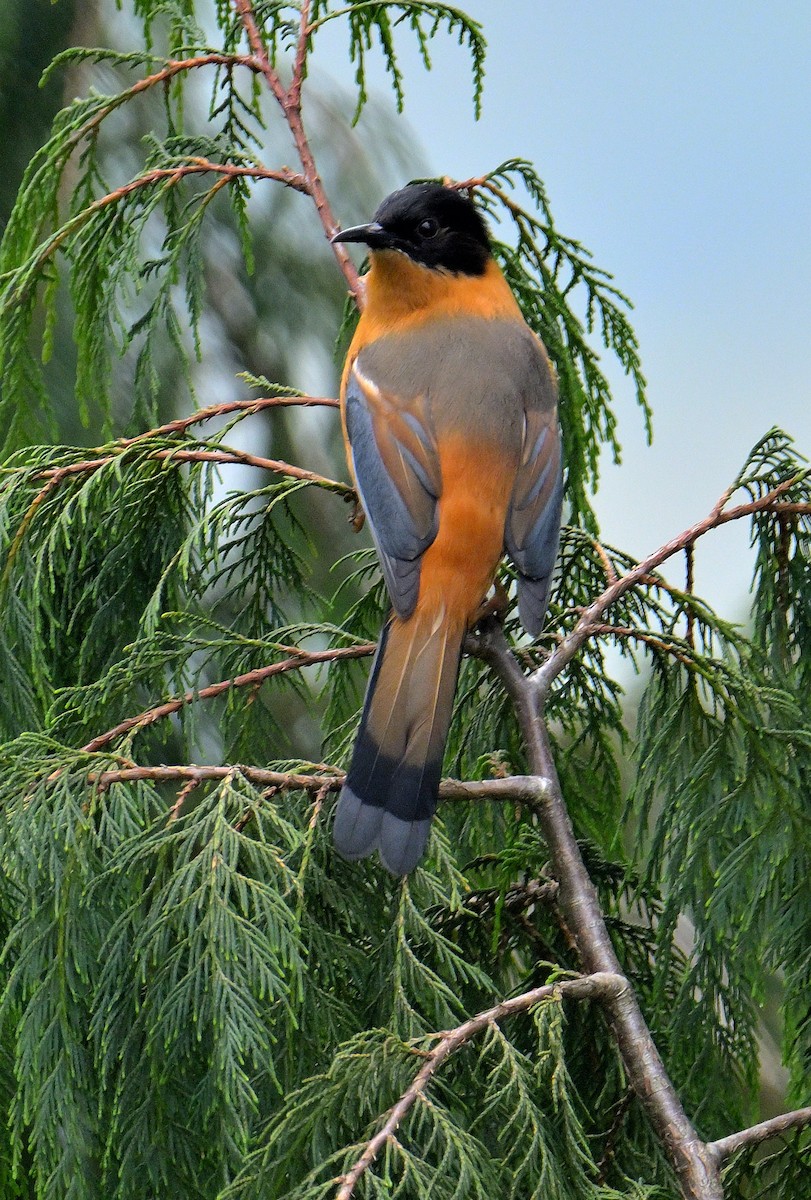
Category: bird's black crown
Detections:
[{"x1": 333, "y1": 183, "x2": 491, "y2": 276}]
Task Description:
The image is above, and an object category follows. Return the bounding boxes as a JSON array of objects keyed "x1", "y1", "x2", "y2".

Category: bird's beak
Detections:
[{"x1": 331, "y1": 221, "x2": 388, "y2": 248}]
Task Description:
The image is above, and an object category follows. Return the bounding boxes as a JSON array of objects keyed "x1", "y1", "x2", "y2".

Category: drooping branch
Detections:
[
  {"x1": 81, "y1": 642, "x2": 375, "y2": 754},
  {"x1": 232, "y1": 0, "x2": 363, "y2": 303},
  {"x1": 684, "y1": 541, "x2": 696, "y2": 647},
  {"x1": 34, "y1": 444, "x2": 350, "y2": 496},
  {"x1": 589, "y1": 623, "x2": 696, "y2": 667},
  {"x1": 6, "y1": 394, "x2": 341, "y2": 498},
  {"x1": 59, "y1": 53, "x2": 267, "y2": 149},
  {"x1": 27, "y1": 444, "x2": 347, "y2": 494},
  {"x1": 113, "y1": 394, "x2": 340, "y2": 444},
  {"x1": 6, "y1": 160, "x2": 309, "y2": 302},
  {"x1": 335, "y1": 971, "x2": 626, "y2": 1200},
  {"x1": 0, "y1": 397, "x2": 349, "y2": 590}
]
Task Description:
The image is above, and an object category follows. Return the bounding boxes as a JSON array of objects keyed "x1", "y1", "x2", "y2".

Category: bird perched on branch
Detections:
[{"x1": 331, "y1": 183, "x2": 562, "y2": 874}]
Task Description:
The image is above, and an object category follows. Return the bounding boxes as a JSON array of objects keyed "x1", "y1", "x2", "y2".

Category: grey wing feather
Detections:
[
  {"x1": 505, "y1": 377, "x2": 564, "y2": 637},
  {"x1": 345, "y1": 361, "x2": 441, "y2": 619}
]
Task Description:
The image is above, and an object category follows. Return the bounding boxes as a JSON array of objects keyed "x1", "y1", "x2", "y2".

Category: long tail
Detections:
[{"x1": 333, "y1": 605, "x2": 464, "y2": 875}]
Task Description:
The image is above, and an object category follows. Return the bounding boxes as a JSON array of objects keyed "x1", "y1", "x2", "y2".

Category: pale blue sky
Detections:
[{"x1": 316, "y1": 1, "x2": 811, "y2": 618}]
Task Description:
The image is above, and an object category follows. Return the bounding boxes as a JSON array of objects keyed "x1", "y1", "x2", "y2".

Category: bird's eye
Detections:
[{"x1": 416, "y1": 217, "x2": 439, "y2": 239}]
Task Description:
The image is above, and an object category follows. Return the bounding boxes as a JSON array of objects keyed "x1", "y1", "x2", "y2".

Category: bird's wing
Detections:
[
  {"x1": 505, "y1": 360, "x2": 564, "y2": 637},
  {"x1": 345, "y1": 358, "x2": 441, "y2": 619}
]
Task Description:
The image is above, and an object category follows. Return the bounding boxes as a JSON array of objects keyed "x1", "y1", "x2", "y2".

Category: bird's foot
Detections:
[{"x1": 344, "y1": 492, "x2": 365, "y2": 532}]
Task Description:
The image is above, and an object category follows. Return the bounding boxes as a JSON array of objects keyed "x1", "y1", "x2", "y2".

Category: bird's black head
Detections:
[{"x1": 332, "y1": 184, "x2": 491, "y2": 276}]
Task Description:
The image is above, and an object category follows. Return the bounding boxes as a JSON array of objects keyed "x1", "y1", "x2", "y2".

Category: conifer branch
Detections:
[
  {"x1": 534, "y1": 482, "x2": 811, "y2": 699},
  {"x1": 120, "y1": 394, "x2": 340, "y2": 438},
  {"x1": 473, "y1": 616, "x2": 724, "y2": 1200},
  {"x1": 335, "y1": 971, "x2": 625, "y2": 1200},
  {"x1": 289, "y1": 0, "x2": 313, "y2": 109},
  {"x1": 167, "y1": 775, "x2": 201, "y2": 821},
  {"x1": 112, "y1": 395, "x2": 339, "y2": 445},
  {"x1": 0, "y1": 7, "x2": 806, "y2": 1195},
  {"x1": 232, "y1": 0, "x2": 363, "y2": 302},
  {"x1": 146, "y1": 446, "x2": 343, "y2": 489},
  {"x1": 81, "y1": 643, "x2": 375, "y2": 753},
  {"x1": 592, "y1": 536, "x2": 619, "y2": 586},
  {"x1": 231, "y1": 0, "x2": 290, "y2": 109},
  {"x1": 684, "y1": 541, "x2": 695, "y2": 647},
  {"x1": 457, "y1": 876, "x2": 560, "y2": 917},
  {"x1": 34, "y1": 445, "x2": 350, "y2": 496},
  {"x1": 709, "y1": 1106, "x2": 811, "y2": 1162},
  {"x1": 590, "y1": 623, "x2": 696, "y2": 667},
  {"x1": 18, "y1": 394, "x2": 343, "y2": 493},
  {"x1": 2, "y1": 407, "x2": 349, "y2": 583},
  {"x1": 35, "y1": 53, "x2": 265, "y2": 171},
  {"x1": 87, "y1": 764, "x2": 551, "y2": 804},
  {"x1": 91, "y1": 763, "x2": 344, "y2": 793},
  {"x1": 6, "y1": 160, "x2": 309, "y2": 299}
]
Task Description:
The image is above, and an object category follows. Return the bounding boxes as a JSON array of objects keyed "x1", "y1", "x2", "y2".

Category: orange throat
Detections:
[{"x1": 358, "y1": 252, "x2": 523, "y2": 336}]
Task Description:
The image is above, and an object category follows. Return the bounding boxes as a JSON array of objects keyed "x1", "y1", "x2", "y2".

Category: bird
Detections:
[{"x1": 330, "y1": 182, "x2": 563, "y2": 875}]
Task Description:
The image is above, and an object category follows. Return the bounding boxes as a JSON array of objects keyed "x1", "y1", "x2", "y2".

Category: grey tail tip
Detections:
[
  {"x1": 332, "y1": 785, "x2": 382, "y2": 863},
  {"x1": 517, "y1": 572, "x2": 553, "y2": 638},
  {"x1": 333, "y1": 787, "x2": 432, "y2": 875},
  {"x1": 378, "y1": 812, "x2": 431, "y2": 876}
]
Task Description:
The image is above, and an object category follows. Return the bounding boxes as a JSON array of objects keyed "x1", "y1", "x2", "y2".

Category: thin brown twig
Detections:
[
  {"x1": 708, "y1": 1105, "x2": 811, "y2": 1163},
  {"x1": 709, "y1": 482, "x2": 736, "y2": 520},
  {"x1": 534, "y1": 482, "x2": 811, "y2": 700},
  {"x1": 167, "y1": 776, "x2": 201, "y2": 822},
  {"x1": 289, "y1": 0, "x2": 312, "y2": 109},
  {"x1": 335, "y1": 972, "x2": 625, "y2": 1200},
  {"x1": 149, "y1": 446, "x2": 349, "y2": 492},
  {"x1": 9, "y1": 160, "x2": 309, "y2": 298},
  {"x1": 234, "y1": 778, "x2": 267, "y2": 832},
  {"x1": 53, "y1": 54, "x2": 267, "y2": 169},
  {"x1": 232, "y1": 0, "x2": 363, "y2": 303},
  {"x1": 594, "y1": 537, "x2": 619, "y2": 586},
  {"x1": 87, "y1": 765, "x2": 551, "y2": 807},
  {"x1": 469, "y1": 176, "x2": 543, "y2": 229},
  {"x1": 231, "y1": 0, "x2": 288, "y2": 107},
  {"x1": 92, "y1": 763, "x2": 342, "y2": 793},
  {"x1": 590, "y1": 623, "x2": 696, "y2": 667},
  {"x1": 451, "y1": 176, "x2": 528, "y2": 225},
  {"x1": 0, "y1": 472, "x2": 65, "y2": 588},
  {"x1": 448, "y1": 174, "x2": 487, "y2": 192},
  {"x1": 81, "y1": 643, "x2": 375, "y2": 754},
  {"x1": 112, "y1": 394, "x2": 339, "y2": 446},
  {"x1": 294, "y1": 777, "x2": 331, "y2": 901},
  {"x1": 30, "y1": 443, "x2": 350, "y2": 496}
]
